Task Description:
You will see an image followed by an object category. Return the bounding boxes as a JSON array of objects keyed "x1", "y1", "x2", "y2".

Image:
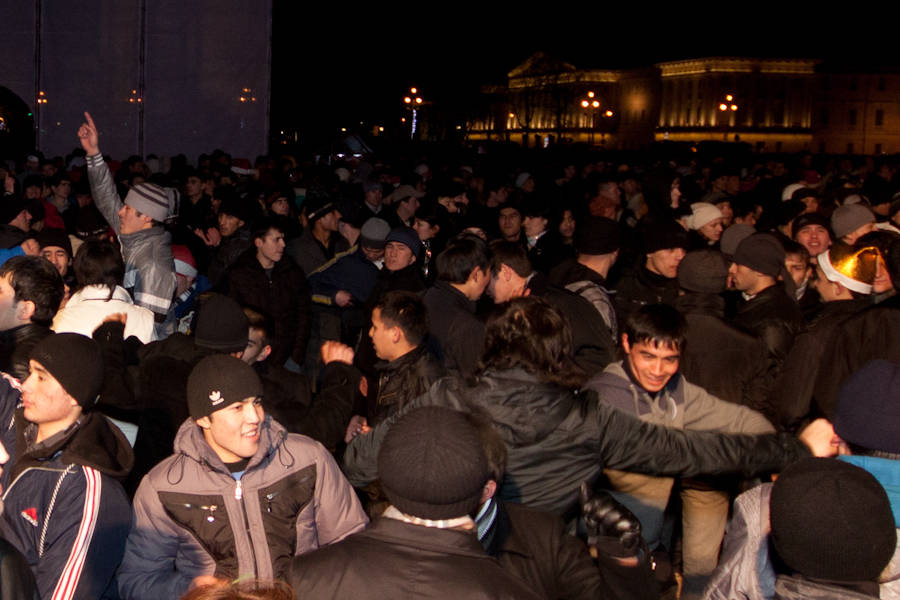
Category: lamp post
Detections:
[
  {"x1": 580, "y1": 91, "x2": 601, "y2": 144},
  {"x1": 403, "y1": 87, "x2": 424, "y2": 140},
  {"x1": 718, "y1": 94, "x2": 738, "y2": 141}
]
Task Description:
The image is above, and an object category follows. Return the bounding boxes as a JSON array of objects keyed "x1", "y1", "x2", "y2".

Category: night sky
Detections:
[{"x1": 271, "y1": 6, "x2": 893, "y2": 144}]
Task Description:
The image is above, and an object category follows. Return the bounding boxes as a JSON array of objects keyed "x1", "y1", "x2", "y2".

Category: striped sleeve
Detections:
[{"x1": 50, "y1": 467, "x2": 101, "y2": 600}]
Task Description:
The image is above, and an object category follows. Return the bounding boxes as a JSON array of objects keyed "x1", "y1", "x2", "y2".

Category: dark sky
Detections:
[{"x1": 271, "y1": 5, "x2": 894, "y2": 142}]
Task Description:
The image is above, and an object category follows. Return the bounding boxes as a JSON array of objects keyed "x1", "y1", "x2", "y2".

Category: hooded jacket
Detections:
[
  {"x1": 118, "y1": 416, "x2": 367, "y2": 600},
  {"x1": 0, "y1": 403, "x2": 134, "y2": 600},
  {"x1": 344, "y1": 368, "x2": 809, "y2": 518}
]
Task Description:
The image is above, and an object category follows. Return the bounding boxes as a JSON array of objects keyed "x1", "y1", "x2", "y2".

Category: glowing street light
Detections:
[{"x1": 403, "y1": 87, "x2": 424, "y2": 140}]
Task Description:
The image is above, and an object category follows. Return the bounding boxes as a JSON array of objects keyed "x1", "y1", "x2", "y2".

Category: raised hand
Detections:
[{"x1": 77, "y1": 111, "x2": 100, "y2": 156}]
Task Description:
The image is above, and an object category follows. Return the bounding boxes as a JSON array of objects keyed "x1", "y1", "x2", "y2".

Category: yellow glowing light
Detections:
[
  {"x1": 605, "y1": 110, "x2": 613, "y2": 117},
  {"x1": 508, "y1": 113, "x2": 515, "y2": 119},
  {"x1": 415, "y1": 97, "x2": 422, "y2": 104},
  {"x1": 401, "y1": 117, "x2": 406, "y2": 123},
  {"x1": 239, "y1": 97, "x2": 246, "y2": 102},
  {"x1": 581, "y1": 100, "x2": 589, "y2": 108},
  {"x1": 719, "y1": 103, "x2": 728, "y2": 111},
  {"x1": 588, "y1": 91, "x2": 595, "y2": 98},
  {"x1": 725, "y1": 94, "x2": 733, "y2": 101},
  {"x1": 340, "y1": 127, "x2": 346, "y2": 132},
  {"x1": 730, "y1": 104, "x2": 738, "y2": 111},
  {"x1": 378, "y1": 126, "x2": 384, "y2": 132},
  {"x1": 38, "y1": 91, "x2": 45, "y2": 96},
  {"x1": 410, "y1": 87, "x2": 417, "y2": 94},
  {"x1": 404, "y1": 97, "x2": 411, "y2": 103},
  {"x1": 592, "y1": 100, "x2": 600, "y2": 108}
]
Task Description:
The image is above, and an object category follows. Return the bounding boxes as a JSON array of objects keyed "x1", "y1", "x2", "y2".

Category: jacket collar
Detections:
[
  {"x1": 363, "y1": 517, "x2": 491, "y2": 560},
  {"x1": 432, "y1": 280, "x2": 477, "y2": 313}
]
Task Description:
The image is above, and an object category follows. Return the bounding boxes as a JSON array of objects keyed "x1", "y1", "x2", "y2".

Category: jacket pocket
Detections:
[
  {"x1": 257, "y1": 464, "x2": 316, "y2": 578},
  {"x1": 158, "y1": 491, "x2": 238, "y2": 579}
]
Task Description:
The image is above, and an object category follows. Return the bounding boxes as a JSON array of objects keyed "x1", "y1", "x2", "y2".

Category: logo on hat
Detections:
[
  {"x1": 209, "y1": 390, "x2": 224, "y2": 405},
  {"x1": 21, "y1": 507, "x2": 38, "y2": 527}
]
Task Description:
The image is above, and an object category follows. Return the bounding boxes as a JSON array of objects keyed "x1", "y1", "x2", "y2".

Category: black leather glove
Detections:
[{"x1": 580, "y1": 481, "x2": 643, "y2": 557}]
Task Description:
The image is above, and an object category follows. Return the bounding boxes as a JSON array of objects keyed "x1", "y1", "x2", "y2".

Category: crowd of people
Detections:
[{"x1": 0, "y1": 110, "x2": 896, "y2": 599}]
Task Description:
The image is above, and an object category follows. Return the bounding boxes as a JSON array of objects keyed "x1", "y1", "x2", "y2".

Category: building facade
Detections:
[{"x1": 468, "y1": 53, "x2": 900, "y2": 155}]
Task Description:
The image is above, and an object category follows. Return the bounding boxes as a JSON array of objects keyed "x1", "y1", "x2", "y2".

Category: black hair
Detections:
[
  {"x1": 479, "y1": 296, "x2": 586, "y2": 389},
  {"x1": 0, "y1": 255, "x2": 64, "y2": 326},
  {"x1": 50, "y1": 172, "x2": 71, "y2": 187},
  {"x1": 488, "y1": 240, "x2": 532, "y2": 278},
  {"x1": 623, "y1": 303, "x2": 686, "y2": 352},
  {"x1": 72, "y1": 239, "x2": 125, "y2": 300},
  {"x1": 782, "y1": 239, "x2": 810, "y2": 264},
  {"x1": 250, "y1": 216, "x2": 284, "y2": 243},
  {"x1": 436, "y1": 236, "x2": 490, "y2": 284},
  {"x1": 374, "y1": 290, "x2": 428, "y2": 347}
]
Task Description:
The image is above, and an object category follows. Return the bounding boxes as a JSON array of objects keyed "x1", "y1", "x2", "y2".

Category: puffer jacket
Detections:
[
  {"x1": 0, "y1": 405, "x2": 134, "y2": 600},
  {"x1": 86, "y1": 154, "x2": 176, "y2": 338},
  {"x1": 118, "y1": 416, "x2": 367, "y2": 600},
  {"x1": 343, "y1": 368, "x2": 811, "y2": 517}
]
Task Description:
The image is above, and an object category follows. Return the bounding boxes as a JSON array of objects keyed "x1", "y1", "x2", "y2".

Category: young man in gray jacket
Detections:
[
  {"x1": 118, "y1": 355, "x2": 367, "y2": 599},
  {"x1": 77, "y1": 112, "x2": 176, "y2": 338}
]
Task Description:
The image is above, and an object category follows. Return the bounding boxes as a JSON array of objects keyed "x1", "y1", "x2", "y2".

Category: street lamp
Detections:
[
  {"x1": 580, "y1": 92, "x2": 611, "y2": 145},
  {"x1": 403, "y1": 87, "x2": 424, "y2": 140},
  {"x1": 718, "y1": 93, "x2": 738, "y2": 140}
]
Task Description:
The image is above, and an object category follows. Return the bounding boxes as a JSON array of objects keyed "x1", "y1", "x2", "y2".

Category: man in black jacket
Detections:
[
  {"x1": 728, "y1": 233, "x2": 804, "y2": 368},
  {"x1": 423, "y1": 235, "x2": 491, "y2": 377},
  {"x1": 226, "y1": 217, "x2": 310, "y2": 369}
]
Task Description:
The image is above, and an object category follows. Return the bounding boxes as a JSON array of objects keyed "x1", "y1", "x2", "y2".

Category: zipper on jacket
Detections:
[{"x1": 234, "y1": 478, "x2": 259, "y2": 576}]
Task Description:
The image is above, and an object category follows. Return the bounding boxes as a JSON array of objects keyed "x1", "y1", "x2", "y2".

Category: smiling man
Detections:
[
  {"x1": 118, "y1": 354, "x2": 367, "y2": 600},
  {"x1": 585, "y1": 304, "x2": 773, "y2": 593}
]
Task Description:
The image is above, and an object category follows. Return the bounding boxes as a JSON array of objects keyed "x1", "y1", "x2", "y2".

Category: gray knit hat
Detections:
[
  {"x1": 831, "y1": 204, "x2": 875, "y2": 239},
  {"x1": 124, "y1": 182, "x2": 174, "y2": 223},
  {"x1": 359, "y1": 217, "x2": 391, "y2": 249},
  {"x1": 677, "y1": 250, "x2": 729, "y2": 293}
]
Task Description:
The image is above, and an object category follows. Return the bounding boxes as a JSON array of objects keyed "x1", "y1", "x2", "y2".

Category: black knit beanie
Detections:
[
  {"x1": 193, "y1": 294, "x2": 249, "y2": 352},
  {"x1": 30, "y1": 332, "x2": 103, "y2": 409},
  {"x1": 576, "y1": 216, "x2": 621, "y2": 255},
  {"x1": 643, "y1": 219, "x2": 690, "y2": 255},
  {"x1": 378, "y1": 406, "x2": 489, "y2": 520},
  {"x1": 677, "y1": 250, "x2": 729, "y2": 294},
  {"x1": 771, "y1": 458, "x2": 896, "y2": 583},
  {"x1": 187, "y1": 354, "x2": 263, "y2": 420}
]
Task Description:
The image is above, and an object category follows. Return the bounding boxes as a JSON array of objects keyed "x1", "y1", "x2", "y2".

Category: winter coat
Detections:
[
  {"x1": 674, "y1": 293, "x2": 773, "y2": 418},
  {"x1": 86, "y1": 154, "x2": 176, "y2": 338},
  {"x1": 613, "y1": 263, "x2": 680, "y2": 324},
  {"x1": 52, "y1": 284, "x2": 156, "y2": 344},
  {"x1": 731, "y1": 284, "x2": 804, "y2": 366},
  {"x1": 226, "y1": 249, "x2": 311, "y2": 366},
  {"x1": 371, "y1": 343, "x2": 444, "y2": 426},
  {"x1": 118, "y1": 416, "x2": 367, "y2": 600},
  {"x1": 813, "y1": 295, "x2": 900, "y2": 420},
  {"x1": 343, "y1": 368, "x2": 812, "y2": 517},
  {"x1": 308, "y1": 247, "x2": 380, "y2": 306},
  {"x1": 289, "y1": 516, "x2": 543, "y2": 600},
  {"x1": 526, "y1": 272, "x2": 615, "y2": 376},
  {"x1": 0, "y1": 537, "x2": 39, "y2": 600},
  {"x1": 550, "y1": 259, "x2": 618, "y2": 339},
  {"x1": 422, "y1": 281, "x2": 485, "y2": 377},
  {"x1": 769, "y1": 297, "x2": 870, "y2": 430},
  {"x1": 0, "y1": 404, "x2": 133, "y2": 600}
]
